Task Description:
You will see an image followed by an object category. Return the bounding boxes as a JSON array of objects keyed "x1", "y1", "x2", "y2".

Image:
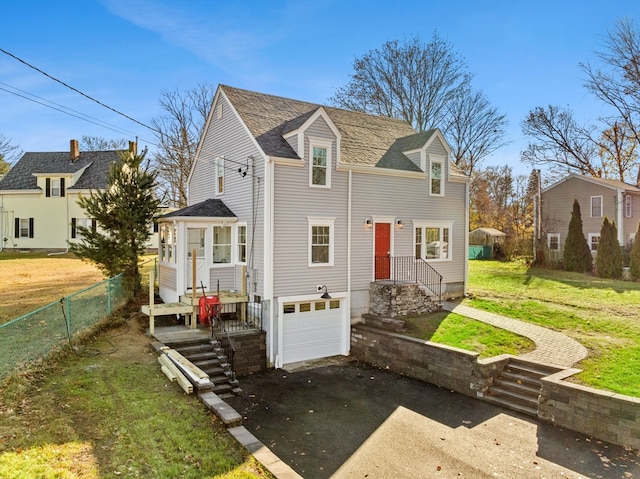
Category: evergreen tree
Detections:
[
  {"x1": 563, "y1": 199, "x2": 593, "y2": 273},
  {"x1": 596, "y1": 217, "x2": 623, "y2": 278},
  {"x1": 630, "y1": 221, "x2": 640, "y2": 280},
  {"x1": 70, "y1": 149, "x2": 160, "y2": 296}
]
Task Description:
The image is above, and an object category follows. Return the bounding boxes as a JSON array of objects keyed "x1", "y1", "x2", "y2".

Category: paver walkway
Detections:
[{"x1": 442, "y1": 301, "x2": 588, "y2": 368}]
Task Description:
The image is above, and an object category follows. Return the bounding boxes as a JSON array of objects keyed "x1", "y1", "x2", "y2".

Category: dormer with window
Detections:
[{"x1": 46, "y1": 177, "x2": 65, "y2": 197}]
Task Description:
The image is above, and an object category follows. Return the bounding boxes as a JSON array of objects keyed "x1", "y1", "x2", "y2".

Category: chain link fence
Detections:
[{"x1": 0, "y1": 274, "x2": 127, "y2": 381}]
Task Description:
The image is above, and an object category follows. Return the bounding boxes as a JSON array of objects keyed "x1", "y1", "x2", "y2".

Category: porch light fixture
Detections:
[
  {"x1": 364, "y1": 218, "x2": 373, "y2": 229},
  {"x1": 320, "y1": 285, "x2": 331, "y2": 299},
  {"x1": 396, "y1": 219, "x2": 404, "y2": 229}
]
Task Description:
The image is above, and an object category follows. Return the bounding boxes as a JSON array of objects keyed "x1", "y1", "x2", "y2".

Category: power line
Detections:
[{"x1": 1, "y1": 48, "x2": 157, "y2": 133}]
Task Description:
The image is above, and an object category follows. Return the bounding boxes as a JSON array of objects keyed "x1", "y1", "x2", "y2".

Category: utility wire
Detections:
[{"x1": 1, "y1": 48, "x2": 157, "y2": 133}]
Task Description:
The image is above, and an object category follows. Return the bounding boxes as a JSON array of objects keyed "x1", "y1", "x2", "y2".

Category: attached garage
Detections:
[{"x1": 278, "y1": 296, "x2": 348, "y2": 366}]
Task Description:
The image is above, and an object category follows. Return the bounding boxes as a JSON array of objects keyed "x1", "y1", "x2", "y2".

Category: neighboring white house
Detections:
[
  {"x1": 0, "y1": 140, "x2": 161, "y2": 252},
  {"x1": 157, "y1": 85, "x2": 470, "y2": 368},
  {"x1": 539, "y1": 174, "x2": 640, "y2": 262}
]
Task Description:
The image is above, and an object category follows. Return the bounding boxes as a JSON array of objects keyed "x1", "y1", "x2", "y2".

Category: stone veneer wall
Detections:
[
  {"x1": 351, "y1": 323, "x2": 640, "y2": 450},
  {"x1": 369, "y1": 282, "x2": 439, "y2": 318},
  {"x1": 224, "y1": 330, "x2": 267, "y2": 377},
  {"x1": 539, "y1": 369, "x2": 640, "y2": 450}
]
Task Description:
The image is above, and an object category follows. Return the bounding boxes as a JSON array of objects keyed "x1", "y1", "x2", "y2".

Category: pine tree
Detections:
[
  {"x1": 630, "y1": 221, "x2": 640, "y2": 280},
  {"x1": 563, "y1": 199, "x2": 593, "y2": 273},
  {"x1": 596, "y1": 218, "x2": 623, "y2": 279},
  {"x1": 70, "y1": 149, "x2": 160, "y2": 296}
]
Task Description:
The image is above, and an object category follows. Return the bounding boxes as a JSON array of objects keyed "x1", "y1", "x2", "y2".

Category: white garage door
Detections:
[{"x1": 282, "y1": 298, "x2": 345, "y2": 365}]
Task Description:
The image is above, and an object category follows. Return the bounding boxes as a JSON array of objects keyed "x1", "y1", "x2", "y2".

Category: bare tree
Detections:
[
  {"x1": 522, "y1": 19, "x2": 640, "y2": 182},
  {"x1": 81, "y1": 136, "x2": 128, "y2": 151},
  {"x1": 446, "y1": 87, "x2": 508, "y2": 174},
  {"x1": 581, "y1": 18, "x2": 640, "y2": 146},
  {"x1": 331, "y1": 34, "x2": 506, "y2": 174},
  {"x1": 598, "y1": 121, "x2": 638, "y2": 182},
  {"x1": 152, "y1": 84, "x2": 215, "y2": 207},
  {"x1": 0, "y1": 133, "x2": 22, "y2": 175},
  {"x1": 521, "y1": 105, "x2": 601, "y2": 177}
]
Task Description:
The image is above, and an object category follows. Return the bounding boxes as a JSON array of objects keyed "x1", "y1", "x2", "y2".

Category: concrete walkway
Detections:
[{"x1": 442, "y1": 301, "x2": 588, "y2": 368}]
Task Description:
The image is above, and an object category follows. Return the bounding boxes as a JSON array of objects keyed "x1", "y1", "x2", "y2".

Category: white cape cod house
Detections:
[{"x1": 157, "y1": 85, "x2": 469, "y2": 368}]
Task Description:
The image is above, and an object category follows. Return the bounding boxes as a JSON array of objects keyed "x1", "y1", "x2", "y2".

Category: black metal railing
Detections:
[
  {"x1": 220, "y1": 329, "x2": 236, "y2": 380},
  {"x1": 374, "y1": 256, "x2": 443, "y2": 301},
  {"x1": 211, "y1": 300, "x2": 262, "y2": 333}
]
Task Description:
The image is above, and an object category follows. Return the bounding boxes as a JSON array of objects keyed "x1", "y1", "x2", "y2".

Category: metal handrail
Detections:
[{"x1": 374, "y1": 256, "x2": 442, "y2": 301}]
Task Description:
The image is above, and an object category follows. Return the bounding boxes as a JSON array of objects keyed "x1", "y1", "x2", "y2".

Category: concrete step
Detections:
[
  {"x1": 493, "y1": 377, "x2": 540, "y2": 397},
  {"x1": 174, "y1": 342, "x2": 214, "y2": 355},
  {"x1": 499, "y1": 370, "x2": 542, "y2": 390},
  {"x1": 483, "y1": 393, "x2": 538, "y2": 417},
  {"x1": 487, "y1": 386, "x2": 538, "y2": 408},
  {"x1": 506, "y1": 359, "x2": 560, "y2": 378}
]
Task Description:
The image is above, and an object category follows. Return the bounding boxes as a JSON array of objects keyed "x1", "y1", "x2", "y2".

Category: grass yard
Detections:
[
  {"x1": 0, "y1": 253, "x2": 273, "y2": 478},
  {"x1": 0, "y1": 251, "x2": 105, "y2": 324},
  {"x1": 464, "y1": 260, "x2": 640, "y2": 397}
]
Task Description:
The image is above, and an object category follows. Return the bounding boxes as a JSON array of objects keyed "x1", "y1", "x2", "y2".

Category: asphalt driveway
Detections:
[{"x1": 225, "y1": 357, "x2": 640, "y2": 479}]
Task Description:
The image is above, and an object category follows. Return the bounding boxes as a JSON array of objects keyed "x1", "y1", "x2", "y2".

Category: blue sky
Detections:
[{"x1": 1, "y1": 0, "x2": 639, "y2": 175}]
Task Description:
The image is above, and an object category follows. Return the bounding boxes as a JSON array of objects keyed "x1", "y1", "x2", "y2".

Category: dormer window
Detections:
[
  {"x1": 430, "y1": 159, "x2": 443, "y2": 196},
  {"x1": 46, "y1": 178, "x2": 65, "y2": 197},
  {"x1": 309, "y1": 138, "x2": 332, "y2": 188}
]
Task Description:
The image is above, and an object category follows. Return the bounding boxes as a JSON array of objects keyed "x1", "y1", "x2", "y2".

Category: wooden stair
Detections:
[
  {"x1": 483, "y1": 358, "x2": 561, "y2": 417},
  {"x1": 164, "y1": 338, "x2": 241, "y2": 399}
]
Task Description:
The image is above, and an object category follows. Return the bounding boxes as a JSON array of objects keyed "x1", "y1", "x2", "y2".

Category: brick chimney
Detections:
[
  {"x1": 70, "y1": 139, "x2": 80, "y2": 162},
  {"x1": 128, "y1": 141, "x2": 137, "y2": 155}
]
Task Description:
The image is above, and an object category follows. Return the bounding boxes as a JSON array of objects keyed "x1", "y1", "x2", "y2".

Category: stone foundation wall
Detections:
[
  {"x1": 225, "y1": 330, "x2": 267, "y2": 377},
  {"x1": 369, "y1": 282, "x2": 439, "y2": 318},
  {"x1": 540, "y1": 369, "x2": 640, "y2": 450}
]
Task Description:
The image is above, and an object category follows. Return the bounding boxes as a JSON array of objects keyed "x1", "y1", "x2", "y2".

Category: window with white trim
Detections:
[
  {"x1": 237, "y1": 224, "x2": 247, "y2": 264},
  {"x1": 547, "y1": 233, "x2": 560, "y2": 251},
  {"x1": 46, "y1": 178, "x2": 65, "y2": 197},
  {"x1": 308, "y1": 217, "x2": 335, "y2": 266},
  {"x1": 213, "y1": 225, "x2": 232, "y2": 263},
  {"x1": 309, "y1": 138, "x2": 332, "y2": 187},
  {"x1": 414, "y1": 221, "x2": 452, "y2": 261},
  {"x1": 588, "y1": 233, "x2": 600, "y2": 251},
  {"x1": 430, "y1": 159, "x2": 443, "y2": 196},
  {"x1": 216, "y1": 157, "x2": 225, "y2": 195},
  {"x1": 591, "y1": 196, "x2": 603, "y2": 217},
  {"x1": 160, "y1": 224, "x2": 176, "y2": 263},
  {"x1": 625, "y1": 195, "x2": 633, "y2": 218}
]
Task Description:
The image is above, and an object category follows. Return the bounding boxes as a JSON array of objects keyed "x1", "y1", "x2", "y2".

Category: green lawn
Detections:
[{"x1": 464, "y1": 260, "x2": 640, "y2": 397}]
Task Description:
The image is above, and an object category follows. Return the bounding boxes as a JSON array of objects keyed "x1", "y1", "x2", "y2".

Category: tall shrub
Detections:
[
  {"x1": 563, "y1": 199, "x2": 593, "y2": 272},
  {"x1": 629, "y1": 221, "x2": 640, "y2": 279},
  {"x1": 596, "y1": 217, "x2": 623, "y2": 278}
]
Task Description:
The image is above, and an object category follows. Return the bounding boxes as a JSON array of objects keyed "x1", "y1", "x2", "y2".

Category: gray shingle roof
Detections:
[
  {"x1": 160, "y1": 198, "x2": 236, "y2": 219},
  {"x1": 221, "y1": 85, "x2": 421, "y2": 169},
  {"x1": 0, "y1": 150, "x2": 118, "y2": 190}
]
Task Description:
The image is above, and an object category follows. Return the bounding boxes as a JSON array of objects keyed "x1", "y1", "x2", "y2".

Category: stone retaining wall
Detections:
[
  {"x1": 539, "y1": 369, "x2": 640, "y2": 450},
  {"x1": 350, "y1": 323, "x2": 640, "y2": 450},
  {"x1": 225, "y1": 330, "x2": 267, "y2": 377},
  {"x1": 369, "y1": 282, "x2": 439, "y2": 318}
]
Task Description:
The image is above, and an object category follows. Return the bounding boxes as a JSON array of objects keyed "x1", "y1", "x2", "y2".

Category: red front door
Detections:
[{"x1": 374, "y1": 223, "x2": 391, "y2": 280}]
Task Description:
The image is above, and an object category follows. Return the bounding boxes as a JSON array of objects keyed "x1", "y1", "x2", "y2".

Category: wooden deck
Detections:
[{"x1": 151, "y1": 324, "x2": 213, "y2": 344}]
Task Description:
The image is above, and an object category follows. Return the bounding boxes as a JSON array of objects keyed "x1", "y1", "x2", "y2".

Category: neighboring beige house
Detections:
[
  {"x1": 0, "y1": 140, "x2": 161, "y2": 252},
  {"x1": 540, "y1": 173, "x2": 640, "y2": 262}
]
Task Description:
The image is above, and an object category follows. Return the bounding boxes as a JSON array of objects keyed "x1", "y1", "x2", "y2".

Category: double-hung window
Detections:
[
  {"x1": 213, "y1": 225, "x2": 232, "y2": 263},
  {"x1": 160, "y1": 224, "x2": 176, "y2": 263},
  {"x1": 625, "y1": 195, "x2": 633, "y2": 218},
  {"x1": 237, "y1": 224, "x2": 247, "y2": 264},
  {"x1": 216, "y1": 157, "x2": 225, "y2": 195},
  {"x1": 430, "y1": 159, "x2": 444, "y2": 196},
  {"x1": 591, "y1": 196, "x2": 603, "y2": 217},
  {"x1": 46, "y1": 178, "x2": 65, "y2": 197},
  {"x1": 308, "y1": 217, "x2": 335, "y2": 266},
  {"x1": 309, "y1": 138, "x2": 332, "y2": 188},
  {"x1": 71, "y1": 218, "x2": 95, "y2": 239},
  {"x1": 547, "y1": 233, "x2": 560, "y2": 251},
  {"x1": 414, "y1": 221, "x2": 452, "y2": 261},
  {"x1": 588, "y1": 233, "x2": 600, "y2": 251},
  {"x1": 15, "y1": 217, "x2": 34, "y2": 238}
]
